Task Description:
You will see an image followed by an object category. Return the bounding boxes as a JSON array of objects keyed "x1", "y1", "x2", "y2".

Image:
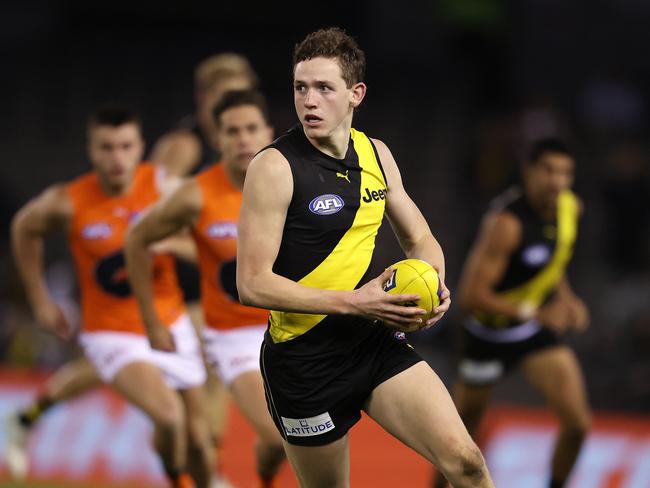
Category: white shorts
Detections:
[
  {"x1": 79, "y1": 314, "x2": 206, "y2": 389},
  {"x1": 202, "y1": 324, "x2": 266, "y2": 385}
]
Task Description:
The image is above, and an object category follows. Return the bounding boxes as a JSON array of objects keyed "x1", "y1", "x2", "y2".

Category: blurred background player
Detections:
[
  {"x1": 151, "y1": 52, "x2": 259, "y2": 177},
  {"x1": 434, "y1": 138, "x2": 591, "y2": 488},
  {"x1": 150, "y1": 53, "x2": 260, "y2": 464},
  {"x1": 9, "y1": 106, "x2": 212, "y2": 488},
  {"x1": 126, "y1": 90, "x2": 286, "y2": 488},
  {"x1": 4, "y1": 55, "x2": 260, "y2": 482}
]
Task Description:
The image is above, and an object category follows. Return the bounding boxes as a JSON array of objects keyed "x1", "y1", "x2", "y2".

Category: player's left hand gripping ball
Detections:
[{"x1": 383, "y1": 258, "x2": 448, "y2": 331}]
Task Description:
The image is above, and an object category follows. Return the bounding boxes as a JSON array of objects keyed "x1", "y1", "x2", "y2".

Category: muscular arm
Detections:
[
  {"x1": 373, "y1": 139, "x2": 446, "y2": 281},
  {"x1": 373, "y1": 139, "x2": 450, "y2": 325},
  {"x1": 457, "y1": 211, "x2": 525, "y2": 319},
  {"x1": 11, "y1": 185, "x2": 73, "y2": 337},
  {"x1": 150, "y1": 130, "x2": 202, "y2": 177},
  {"x1": 236, "y1": 149, "x2": 424, "y2": 327},
  {"x1": 125, "y1": 179, "x2": 202, "y2": 328}
]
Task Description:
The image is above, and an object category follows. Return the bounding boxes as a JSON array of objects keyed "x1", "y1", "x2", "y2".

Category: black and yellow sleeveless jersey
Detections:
[
  {"x1": 473, "y1": 186, "x2": 579, "y2": 329},
  {"x1": 264, "y1": 124, "x2": 388, "y2": 356}
]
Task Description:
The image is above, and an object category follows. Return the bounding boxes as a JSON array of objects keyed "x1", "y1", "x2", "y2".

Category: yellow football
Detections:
[{"x1": 383, "y1": 258, "x2": 442, "y2": 328}]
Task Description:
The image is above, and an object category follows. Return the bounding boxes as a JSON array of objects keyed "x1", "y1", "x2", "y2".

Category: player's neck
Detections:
[
  {"x1": 526, "y1": 193, "x2": 556, "y2": 221},
  {"x1": 97, "y1": 175, "x2": 133, "y2": 197},
  {"x1": 306, "y1": 120, "x2": 352, "y2": 160},
  {"x1": 222, "y1": 162, "x2": 245, "y2": 190}
]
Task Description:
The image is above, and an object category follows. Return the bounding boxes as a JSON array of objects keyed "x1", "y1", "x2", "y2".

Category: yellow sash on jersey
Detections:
[
  {"x1": 269, "y1": 129, "x2": 387, "y2": 343},
  {"x1": 475, "y1": 190, "x2": 579, "y2": 327}
]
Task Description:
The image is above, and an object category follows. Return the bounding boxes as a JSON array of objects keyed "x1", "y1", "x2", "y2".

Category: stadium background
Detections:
[{"x1": 1, "y1": 1, "x2": 649, "y2": 486}]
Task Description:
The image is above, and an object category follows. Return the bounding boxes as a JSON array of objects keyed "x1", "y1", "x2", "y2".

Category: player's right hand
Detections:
[
  {"x1": 536, "y1": 298, "x2": 571, "y2": 333},
  {"x1": 350, "y1": 267, "x2": 427, "y2": 329},
  {"x1": 146, "y1": 321, "x2": 176, "y2": 352},
  {"x1": 34, "y1": 300, "x2": 72, "y2": 340}
]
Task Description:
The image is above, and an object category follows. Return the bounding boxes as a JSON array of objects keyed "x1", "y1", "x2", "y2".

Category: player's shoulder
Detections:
[
  {"x1": 480, "y1": 208, "x2": 522, "y2": 250},
  {"x1": 150, "y1": 129, "x2": 202, "y2": 170},
  {"x1": 481, "y1": 189, "x2": 523, "y2": 246},
  {"x1": 29, "y1": 181, "x2": 74, "y2": 221},
  {"x1": 192, "y1": 164, "x2": 222, "y2": 198},
  {"x1": 248, "y1": 147, "x2": 291, "y2": 182},
  {"x1": 489, "y1": 186, "x2": 523, "y2": 213},
  {"x1": 64, "y1": 171, "x2": 98, "y2": 197}
]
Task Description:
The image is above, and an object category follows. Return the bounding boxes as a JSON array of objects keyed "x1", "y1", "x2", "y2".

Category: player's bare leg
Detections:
[
  {"x1": 187, "y1": 303, "x2": 230, "y2": 477},
  {"x1": 523, "y1": 346, "x2": 591, "y2": 488},
  {"x1": 19, "y1": 355, "x2": 99, "y2": 425},
  {"x1": 6, "y1": 356, "x2": 101, "y2": 479},
  {"x1": 365, "y1": 361, "x2": 494, "y2": 488},
  {"x1": 179, "y1": 386, "x2": 214, "y2": 488},
  {"x1": 283, "y1": 435, "x2": 350, "y2": 488},
  {"x1": 113, "y1": 361, "x2": 190, "y2": 485},
  {"x1": 433, "y1": 381, "x2": 495, "y2": 488},
  {"x1": 230, "y1": 370, "x2": 285, "y2": 486}
]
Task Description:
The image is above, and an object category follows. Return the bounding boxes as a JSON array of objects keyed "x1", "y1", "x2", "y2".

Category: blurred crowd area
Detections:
[{"x1": 1, "y1": 1, "x2": 649, "y2": 412}]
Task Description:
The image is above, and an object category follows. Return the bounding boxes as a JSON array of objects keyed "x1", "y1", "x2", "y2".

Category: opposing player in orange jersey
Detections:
[
  {"x1": 10, "y1": 106, "x2": 212, "y2": 488},
  {"x1": 126, "y1": 90, "x2": 286, "y2": 488},
  {"x1": 150, "y1": 55, "x2": 260, "y2": 472}
]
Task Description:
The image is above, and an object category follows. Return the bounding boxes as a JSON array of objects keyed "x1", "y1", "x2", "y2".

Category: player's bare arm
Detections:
[
  {"x1": 236, "y1": 148, "x2": 425, "y2": 327},
  {"x1": 457, "y1": 210, "x2": 529, "y2": 320},
  {"x1": 125, "y1": 179, "x2": 202, "y2": 351},
  {"x1": 554, "y1": 198, "x2": 589, "y2": 331},
  {"x1": 11, "y1": 185, "x2": 74, "y2": 339},
  {"x1": 150, "y1": 130, "x2": 202, "y2": 177},
  {"x1": 373, "y1": 138, "x2": 451, "y2": 327},
  {"x1": 553, "y1": 275, "x2": 590, "y2": 331}
]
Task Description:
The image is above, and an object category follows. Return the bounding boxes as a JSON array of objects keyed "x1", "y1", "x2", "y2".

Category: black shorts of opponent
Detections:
[
  {"x1": 457, "y1": 317, "x2": 561, "y2": 386},
  {"x1": 260, "y1": 319, "x2": 422, "y2": 447}
]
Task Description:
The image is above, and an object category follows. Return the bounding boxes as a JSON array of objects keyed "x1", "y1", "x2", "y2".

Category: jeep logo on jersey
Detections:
[
  {"x1": 309, "y1": 194, "x2": 344, "y2": 215},
  {"x1": 207, "y1": 222, "x2": 238, "y2": 239},
  {"x1": 82, "y1": 223, "x2": 112, "y2": 240},
  {"x1": 362, "y1": 187, "x2": 387, "y2": 203}
]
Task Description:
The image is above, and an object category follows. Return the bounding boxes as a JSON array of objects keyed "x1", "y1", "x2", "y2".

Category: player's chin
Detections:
[{"x1": 303, "y1": 124, "x2": 328, "y2": 138}]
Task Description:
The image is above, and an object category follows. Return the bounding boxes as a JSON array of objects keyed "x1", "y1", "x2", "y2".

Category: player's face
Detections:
[
  {"x1": 524, "y1": 151, "x2": 575, "y2": 208},
  {"x1": 88, "y1": 123, "x2": 144, "y2": 192},
  {"x1": 216, "y1": 104, "x2": 273, "y2": 173},
  {"x1": 294, "y1": 57, "x2": 364, "y2": 139}
]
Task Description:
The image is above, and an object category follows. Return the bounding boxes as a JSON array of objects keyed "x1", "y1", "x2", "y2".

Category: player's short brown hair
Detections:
[
  {"x1": 212, "y1": 89, "x2": 270, "y2": 127},
  {"x1": 87, "y1": 105, "x2": 141, "y2": 131},
  {"x1": 293, "y1": 27, "x2": 366, "y2": 87},
  {"x1": 195, "y1": 53, "x2": 259, "y2": 93}
]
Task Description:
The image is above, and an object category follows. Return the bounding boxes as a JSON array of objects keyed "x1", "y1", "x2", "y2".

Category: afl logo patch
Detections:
[
  {"x1": 207, "y1": 222, "x2": 238, "y2": 239},
  {"x1": 309, "y1": 194, "x2": 344, "y2": 215},
  {"x1": 522, "y1": 243, "x2": 551, "y2": 266},
  {"x1": 82, "y1": 223, "x2": 112, "y2": 240}
]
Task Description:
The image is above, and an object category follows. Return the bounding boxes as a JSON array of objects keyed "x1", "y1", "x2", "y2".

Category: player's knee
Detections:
[
  {"x1": 187, "y1": 421, "x2": 211, "y2": 452},
  {"x1": 561, "y1": 410, "x2": 591, "y2": 439},
  {"x1": 257, "y1": 422, "x2": 285, "y2": 451},
  {"x1": 152, "y1": 395, "x2": 185, "y2": 431}
]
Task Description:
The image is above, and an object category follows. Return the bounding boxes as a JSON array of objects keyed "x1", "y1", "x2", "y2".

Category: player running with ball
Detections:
[{"x1": 236, "y1": 27, "x2": 495, "y2": 488}]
